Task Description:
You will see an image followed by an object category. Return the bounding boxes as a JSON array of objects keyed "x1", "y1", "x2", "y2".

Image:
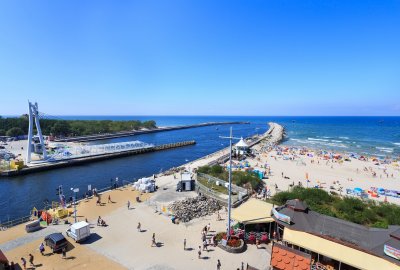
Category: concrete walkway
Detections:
[
  {"x1": 85, "y1": 202, "x2": 271, "y2": 270},
  {"x1": 0, "y1": 226, "x2": 59, "y2": 252}
]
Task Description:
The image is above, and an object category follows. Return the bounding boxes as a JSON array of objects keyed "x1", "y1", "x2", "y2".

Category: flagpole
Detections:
[{"x1": 220, "y1": 127, "x2": 240, "y2": 241}]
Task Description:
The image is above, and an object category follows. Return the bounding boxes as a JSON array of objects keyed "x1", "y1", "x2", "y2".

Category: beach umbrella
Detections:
[
  {"x1": 378, "y1": 188, "x2": 386, "y2": 194},
  {"x1": 354, "y1": 188, "x2": 363, "y2": 192}
]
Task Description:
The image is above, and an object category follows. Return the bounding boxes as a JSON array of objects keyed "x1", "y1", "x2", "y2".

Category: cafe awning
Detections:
[{"x1": 232, "y1": 199, "x2": 274, "y2": 224}]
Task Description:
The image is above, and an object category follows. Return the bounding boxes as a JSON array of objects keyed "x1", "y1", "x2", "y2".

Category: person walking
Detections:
[
  {"x1": 137, "y1": 222, "x2": 141, "y2": 232},
  {"x1": 202, "y1": 231, "x2": 206, "y2": 242},
  {"x1": 217, "y1": 259, "x2": 221, "y2": 270},
  {"x1": 20, "y1": 257, "x2": 26, "y2": 270},
  {"x1": 28, "y1": 254, "x2": 34, "y2": 267},
  {"x1": 108, "y1": 195, "x2": 112, "y2": 203},
  {"x1": 127, "y1": 200, "x2": 130, "y2": 210},
  {"x1": 62, "y1": 247, "x2": 67, "y2": 259},
  {"x1": 203, "y1": 240, "x2": 208, "y2": 252},
  {"x1": 39, "y1": 242, "x2": 45, "y2": 255},
  {"x1": 151, "y1": 233, "x2": 156, "y2": 247},
  {"x1": 198, "y1": 246, "x2": 202, "y2": 259},
  {"x1": 183, "y1": 238, "x2": 186, "y2": 250}
]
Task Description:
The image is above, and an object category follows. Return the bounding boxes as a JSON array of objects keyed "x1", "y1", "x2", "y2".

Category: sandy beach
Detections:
[{"x1": 245, "y1": 143, "x2": 400, "y2": 204}]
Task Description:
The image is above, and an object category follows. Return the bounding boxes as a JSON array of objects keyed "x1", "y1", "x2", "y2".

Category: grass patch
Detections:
[
  {"x1": 197, "y1": 165, "x2": 262, "y2": 190},
  {"x1": 198, "y1": 177, "x2": 228, "y2": 194}
]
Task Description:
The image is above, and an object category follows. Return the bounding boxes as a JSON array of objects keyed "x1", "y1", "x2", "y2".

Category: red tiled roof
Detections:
[{"x1": 271, "y1": 245, "x2": 311, "y2": 270}]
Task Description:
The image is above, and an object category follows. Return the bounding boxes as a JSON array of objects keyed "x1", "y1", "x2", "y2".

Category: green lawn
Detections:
[{"x1": 198, "y1": 177, "x2": 228, "y2": 195}]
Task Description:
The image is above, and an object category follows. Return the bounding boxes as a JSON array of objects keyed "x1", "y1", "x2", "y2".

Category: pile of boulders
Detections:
[
  {"x1": 163, "y1": 166, "x2": 185, "y2": 176},
  {"x1": 169, "y1": 195, "x2": 221, "y2": 222}
]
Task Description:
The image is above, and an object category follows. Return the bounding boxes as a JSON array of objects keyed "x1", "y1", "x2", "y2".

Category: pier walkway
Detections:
[
  {"x1": 1, "y1": 141, "x2": 196, "y2": 177},
  {"x1": 54, "y1": 121, "x2": 249, "y2": 142}
]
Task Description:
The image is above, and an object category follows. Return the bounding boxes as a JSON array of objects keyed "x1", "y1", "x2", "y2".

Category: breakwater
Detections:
[
  {"x1": 55, "y1": 122, "x2": 249, "y2": 142},
  {"x1": 250, "y1": 122, "x2": 285, "y2": 147},
  {"x1": 1, "y1": 141, "x2": 196, "y2": 177}
]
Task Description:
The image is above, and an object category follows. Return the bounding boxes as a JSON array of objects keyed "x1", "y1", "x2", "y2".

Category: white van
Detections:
[{"x1": 66, "y1": 221, "x2": 90, "y2": 242}]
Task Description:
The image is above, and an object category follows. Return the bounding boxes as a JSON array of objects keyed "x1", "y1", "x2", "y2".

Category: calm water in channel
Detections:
[{"x1": 1, "y1": 116, "x2": 399, "y2": 222}]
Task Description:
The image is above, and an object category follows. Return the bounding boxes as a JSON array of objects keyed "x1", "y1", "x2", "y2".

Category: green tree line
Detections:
[
  {"x1": 271, "y1": 186, "x2": 400, "y2": 228},
  {"x1": 0, "y1": 116, "x2": 157, "y2": 137}
]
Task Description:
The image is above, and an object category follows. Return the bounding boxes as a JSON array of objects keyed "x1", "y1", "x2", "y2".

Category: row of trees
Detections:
[
  {"x1": 0, "y1": 116, "x2": 157, "y2": 137},
  {"x1": 271, "y1": 186, "x2": 400, "y2": 228},
  {"x1": 197, "y1": 164, "x2": 262, "y2": 190}
]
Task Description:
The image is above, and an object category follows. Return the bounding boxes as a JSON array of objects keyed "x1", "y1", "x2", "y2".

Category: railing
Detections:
[
  {"x1": 195, "y1": 180, "x2": 230, "y2": 206},
  {"x1": 0, "y1": 179, "x2": 137, "y2": 229},
  {"x1": 0, "y1": 215, "x2": 32, "y2": 230},
  {"x1": 197, "y1": 173, "x2": 248, "y2": 194},
  {"x1": 196, "y1": 174, "x2": 248, "y2": 207},
  {"x1": 144, "y1": 199, "x2": 173, "y2": 218},
  {"x1": 154, "y1": 140, "x2": 196, "y2": 150},
  {"x1": 49, "y1": 140, "x2": 154, "y2": 161}
]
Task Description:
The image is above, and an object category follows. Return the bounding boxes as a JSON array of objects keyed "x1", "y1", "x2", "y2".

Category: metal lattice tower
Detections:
[{"x1": 26, "y1": 101, "x2": 47, "y2": 163}]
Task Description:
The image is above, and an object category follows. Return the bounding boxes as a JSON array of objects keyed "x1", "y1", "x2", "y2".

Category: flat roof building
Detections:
[{"x1": 271, "y1": 199, "x2": 400, "y2": 270}]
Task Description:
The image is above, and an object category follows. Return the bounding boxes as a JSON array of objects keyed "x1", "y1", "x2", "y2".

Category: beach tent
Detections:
[
  {"x1": 235, "y1": 138, "x2": 249, "y2": 156},
  {"x1": 231, "y1": 199, "x2": 274, "y2": 224},
  {"x1": 235, "y1": 138, "x2": 249, "y2": 148}
]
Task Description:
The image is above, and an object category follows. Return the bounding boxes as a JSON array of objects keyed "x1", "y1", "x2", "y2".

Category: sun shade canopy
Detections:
[{"x1": 232, "y1": 199, "x2": 274, "y2": 224}]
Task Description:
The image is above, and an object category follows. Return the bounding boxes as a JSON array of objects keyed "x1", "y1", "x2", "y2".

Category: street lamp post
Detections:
[
  {"x1": 220, "y1": 127, "x2": 240, "y2": 241},
  {"x1": 70, "y1": 188, "x2": 79, "y2": 223}
]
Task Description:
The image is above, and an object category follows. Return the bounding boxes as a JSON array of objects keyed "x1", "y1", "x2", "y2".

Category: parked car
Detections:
[{"x1": 44, "y1": 233, "x2": 68, "y2": 253}]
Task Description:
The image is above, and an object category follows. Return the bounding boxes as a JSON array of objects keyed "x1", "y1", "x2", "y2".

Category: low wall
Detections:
[{"x1": 196, "y1": 173, "x2": 248, "y2": 208}]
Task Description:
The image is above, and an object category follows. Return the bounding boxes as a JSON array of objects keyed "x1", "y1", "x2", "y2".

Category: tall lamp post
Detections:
[
  {"x1": 70, "y1": 187, "x2": 79, "y2": 223},
  {"x1": 220, "y1": 127, "x2": 240, "y2": 241}
]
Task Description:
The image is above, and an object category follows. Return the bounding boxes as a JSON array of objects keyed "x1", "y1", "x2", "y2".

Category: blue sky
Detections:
[{"x1": 0, "y1": 0, "x2": 399, "y2": 116}]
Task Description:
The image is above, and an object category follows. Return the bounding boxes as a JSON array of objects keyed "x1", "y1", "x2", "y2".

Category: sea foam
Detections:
[{"x1": 308, "y1": 138, "x2": 329, "y2": 142}]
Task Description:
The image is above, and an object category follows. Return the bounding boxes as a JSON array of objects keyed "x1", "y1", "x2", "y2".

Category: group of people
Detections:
[
  {"x1": 16, "y1": 253, "x2": 34, "y2": 270},
  {"x1": 200, "y1": 223, "x2": 218, "y2": 254}
]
